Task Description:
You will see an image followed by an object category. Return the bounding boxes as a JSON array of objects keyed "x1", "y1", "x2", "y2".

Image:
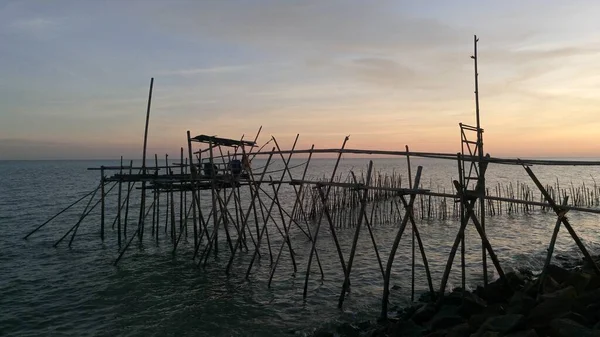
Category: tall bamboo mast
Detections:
[{"x1": 472, "y1": 35, "x2": 488, "y2": 285}]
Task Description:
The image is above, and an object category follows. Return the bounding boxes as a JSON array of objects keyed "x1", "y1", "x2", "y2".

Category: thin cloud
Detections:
[
  {"x1": 159, "y1": 65, "x2": 250, "y2": 77},
  {"x1": 8, "y1": 17, "x2": 61, "y2": 39}
]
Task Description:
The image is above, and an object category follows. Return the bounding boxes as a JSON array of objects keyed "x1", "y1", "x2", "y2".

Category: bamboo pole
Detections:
[
  {"x1": 69, "y1": 182, "x2": 118, "y2": 247},
  {"x1": 114, "y1": 198, "x2": 156, "y2": 265},
  {"x1": 225, "y1": 146, "x2": 273, "y2": 275},
  {"x1": 338, "y1": 160, "x2": 373, "y2": 308},
  {"x1": 245, "y1": 136, "x2": 300, "y2": 277},
  {"x1": 23, "y1": 188, "x2": 97, "y2": 239},
  {"x1": 124, "y1": 161, "x2": 133, "y2": 237},
  {"x1": 53, "y1": 182, "x2": 102, "y2": 247},
  {"x1": 186, "y1": 131, "x2": 199, "y2": 251},
  {"x1": 268, "y1": 144, "x2": 319, "y2": 287},
  {"x1": 118, "y1": 158, "x2": 123, "y2": 246},
  {"x1": 303, "y1": 136, "x2": 349, "y2": 299},
  {"x1": 100, "y1": 166, "x2": 105, "y2": 241},
  {"x1": 524, "y1": 165, "x2": 600, "y2": 275},
  {"x1": 538, "y1": 196, "x2": 569, "y2": 296},
  {"x1": 406, "y1": 145, "x2": 415, "y2": 302},
  {"x1": 396, "y1": 196, "x2": 435, "y2": 297},
  {"x1": 381, "y1": 166, "x2": 422, "y2": 320}
]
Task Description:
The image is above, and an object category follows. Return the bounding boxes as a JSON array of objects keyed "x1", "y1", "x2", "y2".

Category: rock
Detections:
[
  {"x1": 546, "y1": 264, "x2": 571, "y2": 284},
  {"x1": 388, "y1": 319, "x2": 423, "y2": 337},
  {"x1": 540, "y1": 285, "x2": 577, "y2": 300},
  {"x1": 356, "y1": 320, "x2": 372, "y2": 331},
  {"x1": 427, "y1": 304, "x2": 463, "y2": 330},
  {"x1": 550, "y1": 318, "x2": 600, "y2": 337},
  {"x1": 446, "y1": 322, "x2": 470, "y2": 337},
  {"x1": 468, "y1": 304, "x2": 506, "y2": 331},
  {"x1": 504, "y1": 329, "x2": 538, "y2": 337},
  {"x1": 430, "y1": 313, "x2": 464, "y2": 331},
  {"x1": 476, "y1": 314, "x2": 524, "y2": 335},
  {"x1": 506, "y1": 271, "x2": 527, "y2": 289},
  {"x1": 411, "y1": 303, "x2": 437, "y2": 324},
  {"x1": 576, "y1": 288, "x2": 600, "y2": 307},
  {"x1": 518, "y1": 268, "x2": 534, "y2": 280},
  {"x1": 522, "y1": 278, "x2": 540, "y2": 298},
  {"x1": 586, "y1": 274, "x2": 600, "y2": 291},
  {"x1": 472, "y1": 331, "x2": 500, "y2": 337},
  {"x1": 477, "y1": 278, "x2": 513, "y2": 304},
  {"x1": 398, "y1": 304, "x2": 422, "y2": 320},
  {"x1": 442, "y1": 290, "x2": 466, "y2": 306},
  {"x1": 391, "y1": 284, "x2": 401, "y2": 290},
  {"x1": 555, "y1": 311, "x2": 591, "y2": 327},
  {"x1": 422, "y1": 331, "x2": 445, "y2": 337},
  {"x1": 313, "y1": 329, "x2": 334, "y2": 337},
  {"x1": 562, "y1": 272, "x2": 591, "y2": 295},
  {"x1": 506, "y1": 291, "x2": 536, "y2": 315},
  {"x1": 581, "y1": 257, "x2": 600, "y2": 274},
  {"x1": 336, "y1": 323, "x2": 360, "y2": 337},
  {"x1": 527, "y1": 296, "x2": 574, "y2": 327},
  {"x1": 418, "y1": 291, "x2": 440, "y2": 303},
  {"x1": 457, "y1": 292, "x2": 487, "y2": 318},
  {"x1": 542, "y1": 275, "x2": 561, "y2": 294}
]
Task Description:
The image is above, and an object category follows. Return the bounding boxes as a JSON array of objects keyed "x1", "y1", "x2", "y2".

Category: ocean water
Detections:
[{"x1": 1, "y1": 157, "x2": 600, "y2": 336}]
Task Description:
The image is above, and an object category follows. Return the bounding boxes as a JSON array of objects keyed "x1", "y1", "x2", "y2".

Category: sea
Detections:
[{"x1": 1, "y1": 157, "x2": 600, "y2": 336}]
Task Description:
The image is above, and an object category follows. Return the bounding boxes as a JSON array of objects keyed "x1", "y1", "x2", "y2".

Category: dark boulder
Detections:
[
  {"x1": 527, "y1": 296, "x2": 575, "y2": 328},
  {"x1": 474, "y1": 314, "x2": 525, "y2": 335},
  {"x1": 550, "y1": 318, "x2": 600, "y2": 337},
  {"x1": 504, "y1": 329, "x2": 538, "y2": 337},
  {"x1": 546, "y1": 264, "x2": 572, "y2": 284},
  {"x1": 336, "y1": 323, "x2": 360, "y2": 337},
  {"x1": 457, "y1": 292, "x2": 487, "y2": 318},
  {"x1": 506, "y1": 291, "x2": 536, "y2": 315},
  {"x1": 412, "y1": 303, "x2": 437, "y2": 324}
]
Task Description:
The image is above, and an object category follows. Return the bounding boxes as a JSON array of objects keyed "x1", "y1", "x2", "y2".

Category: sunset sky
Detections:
[{"x1": 1, "y1": 1, "x2": 600, "y2": 159}]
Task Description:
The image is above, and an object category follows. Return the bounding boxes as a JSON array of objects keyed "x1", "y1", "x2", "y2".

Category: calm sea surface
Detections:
[{"x1": 1, "y1": 158, "x2": 600, "y2": 336}]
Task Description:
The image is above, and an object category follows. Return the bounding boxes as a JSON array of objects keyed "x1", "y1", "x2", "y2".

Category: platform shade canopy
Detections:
[{"x1": 191, "y1": 135, "x2": 257, "y2": 148}]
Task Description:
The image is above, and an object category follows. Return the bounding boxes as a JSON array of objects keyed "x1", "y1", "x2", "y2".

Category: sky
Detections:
[{"x1": 1, "y1": 0, "x2": 600, "y2": 160}]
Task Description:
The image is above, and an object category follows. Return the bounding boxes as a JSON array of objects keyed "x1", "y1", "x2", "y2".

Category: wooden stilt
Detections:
[
  {"x1": 381, "y1": 166, "x2": 422, "y2": 320},
  {"x1": 338, "y1": 160, "x2": 373, "y2": 308},
  {"x1": 118, "y1": 158, "x2": 123, "y2": 247},
  {"x1": 100, "y1": 166, "x2": 105, "y2": 242},
  {"x1": 303, "y1": 136, "x2": 349, "y2": 299},
  {"x1": 524, "y1": 165, "x2": 600, "y2": 275}
]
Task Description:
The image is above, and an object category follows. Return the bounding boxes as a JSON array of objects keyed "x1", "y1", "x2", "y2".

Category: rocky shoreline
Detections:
[{"x1": 314, "y1": 255, "x2": 600, "y2": 337}]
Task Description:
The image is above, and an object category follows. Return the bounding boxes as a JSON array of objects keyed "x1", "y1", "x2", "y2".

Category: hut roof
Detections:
[{"x1": 191, "y1": 135, "x2": 256, "y2": 147}]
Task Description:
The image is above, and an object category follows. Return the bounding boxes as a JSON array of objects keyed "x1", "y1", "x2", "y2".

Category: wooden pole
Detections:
[
  {"x1": 124, "y1": 161, "x2": 133, "y2": 237},
  {"x1": 406, "y1": 145, "x2": 415, "y2": 302},
  {"x1": 303, "y1": 136, "x2": 349, "y2": 299},
  {"x1": 114, "y1": 198, "x2": 156, "y2": 265},
  {"x1": 538, "y1": 196, "x2": 569, "y2": 296},
  {"x1": 268, "y1": 144, "x2": 319, "y2": 286},
  {"x1": 180, "y1": 147, "x2": 184, "y2": 234},
  {"x1": 23, "y1": 188, "x2": 97, "y2": 239},
  {"x1": 117, "y1": 158, "x2": 123, "y2": 246},
  {"x1": 459, "y1": 154, "x2": 466, "y2": 293},
  {"x1": 155, "y1": 154, "x2": 160, "y2": 244},
  {"x1": 226, "y1": 147, "x2": 274, "y2": 275},
  {"x1": 138, "y1": 78, "x2": 154, "y2": 246},
  {"x1": 524, "y1": 165, "x2": 600, "y2": 275},
  {"x1": 381, "y1": 166, "x2": 422, "y2": 320},
  {"x1": 186, "y1": 131, "x2": 199, "y2": 250},
  {"x1": 100, "y1": 166, "x2": 105, "y2": 241},
  {"x1": 472, "y1": 35, "x2": 488, "y2": 286},
  {"x1": 338, "y1": 160, "x2": 373, "y2": 308},
  {"x1": 142, "y1": 77, "x2": 153, "y2": 170}
]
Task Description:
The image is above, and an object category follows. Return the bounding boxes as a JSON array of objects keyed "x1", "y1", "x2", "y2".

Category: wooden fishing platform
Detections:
[{"x1": 24, "y1": 36, "x2": 600, "y2": 318}]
